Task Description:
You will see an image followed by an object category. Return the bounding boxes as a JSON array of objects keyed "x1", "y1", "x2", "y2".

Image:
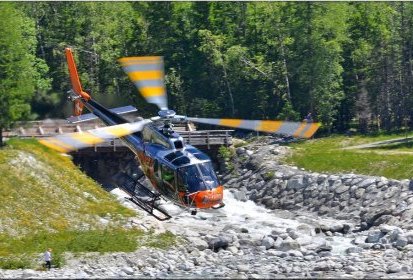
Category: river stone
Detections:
[
  {"x1": 354, "y1": 188, "x2": 365, "y2": 199},
  {"x1": 387, "y1": 263, "x2": 402, "y2": 274},
  {"x1": 208, "y1": 236, "x2": 230, "y2": 252},
  {"x1": 121, "y1": 266, "x2": 134, "y2": 275},
  {"x1": 315, "y1": 243, "x2": 332, "y2": 253},
  {"x1": 288, "y1": 250, "x2": 304, "y2": 257},
  {"x1": 335, "y1": 185, "x2": 350, "y2": 194},
  {"x1": 236, "y1": 147, "x2": 246, "y2": 155},
  {"x1": 313, "y1": 261, "x2": 330, "y2": 271},
  {"x1": 358, "y1": 178, "x2": 376, "y2": 188},
  {"x1": 261, "y1": 236, "x2": 275, "y2": 249},
  {"x1": 286, "y1": 228, "x2": 299, "y2": 239},
  {"x1": 233, "y1": 190, "x2": 248, "y2": 202},
  {"x1": 395, "y1": 236, "x2": 408, "y2": 248},
  {"x1": 186, "y1": 237, "x2": 209, "y2": 251},
  {"x1": 345, "y1": 246, "x2": 363, "y2": 254},
  {"x1": 366, "y1": 230, "x2": 384, "y2": 243},
  {"x1": 237, "y1": 264, "x2": 250, "y2": 273},
  {"x1": 287, "y1": 176, "x2": 304, "y2": 191},
  {"x1": 276, "y1": 239, "x2": 301, "y2": 251}
]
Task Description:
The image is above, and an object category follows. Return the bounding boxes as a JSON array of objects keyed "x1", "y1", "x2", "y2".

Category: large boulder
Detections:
[
  {"x1": 186, "y1": 237, "x2": 209, "y2": 251},
  {"x1": 366, "y1": 230, "x2": 385, "y2": 243},
  {"x1": 275, "y1": 238, "x2": 301, "y2": 252},
  {"x1": 208, "y1": 236, "x2": 230, "y2": 252},
  {"x1": 261, "y1": 236, "x2": 275, "y2": 250}
]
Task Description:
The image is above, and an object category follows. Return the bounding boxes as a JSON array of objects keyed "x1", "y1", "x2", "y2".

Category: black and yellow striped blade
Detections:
[
  {"x1": 186, "y1": 117, "x2": 321, "y2": 138},
  {"x1": 39, "y1": 120, "x2": 150, "y2": 153},
  {"x1": 118, "y1": 56, "x2": 168, "y2": 110}
]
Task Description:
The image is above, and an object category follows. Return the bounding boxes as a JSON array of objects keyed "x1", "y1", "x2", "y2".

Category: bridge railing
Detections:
[{"x1": 3, "y1": 122, "x2": 233, "y2": 150}]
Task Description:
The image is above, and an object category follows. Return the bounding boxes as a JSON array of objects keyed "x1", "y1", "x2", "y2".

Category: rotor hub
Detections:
[{"x1": 158, "y1": 109, "x2": 176, "y2": 119}]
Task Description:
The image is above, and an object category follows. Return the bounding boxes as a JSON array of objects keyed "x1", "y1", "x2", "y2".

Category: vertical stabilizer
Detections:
[{"x1": 65, "y1": 48, "x2": 91, "y2": 116}]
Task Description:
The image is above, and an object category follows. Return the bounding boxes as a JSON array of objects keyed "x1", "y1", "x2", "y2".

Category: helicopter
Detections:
[{"x1": 39, "y1": 48, "x2": 321, "y2": 220}]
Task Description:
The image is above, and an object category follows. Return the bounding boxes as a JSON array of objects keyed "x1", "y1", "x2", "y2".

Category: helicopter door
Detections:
[{"x1": 159, "y1": 164, "x2": 178, "y2": 199}]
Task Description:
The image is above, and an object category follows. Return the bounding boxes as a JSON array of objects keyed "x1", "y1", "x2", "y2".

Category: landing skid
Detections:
[
  {"x1": 116, "y1": 173, "x2": 171, "y2": 221},
  {"x1": 128, "y1": 192, "x2": 172, "y2": 221}
]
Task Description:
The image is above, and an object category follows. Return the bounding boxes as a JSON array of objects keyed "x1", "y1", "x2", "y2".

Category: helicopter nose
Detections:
[{"x1": 193, "y1": 186, "x2": 224, "y2": 209}]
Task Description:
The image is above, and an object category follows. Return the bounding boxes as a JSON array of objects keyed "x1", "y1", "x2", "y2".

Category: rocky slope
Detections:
[{"x1": 2, "y1": 136, "x2": 413, "y2": 278}]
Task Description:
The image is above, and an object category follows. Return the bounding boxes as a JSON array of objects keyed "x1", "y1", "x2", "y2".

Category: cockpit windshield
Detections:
[{"x1": 177, "y1": 162, "x2": 219, "y2": 193}]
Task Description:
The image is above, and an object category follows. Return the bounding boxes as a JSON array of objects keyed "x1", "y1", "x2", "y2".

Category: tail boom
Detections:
[{"x1": 65, "y1": 48, "x2": 91, "y2": 101}]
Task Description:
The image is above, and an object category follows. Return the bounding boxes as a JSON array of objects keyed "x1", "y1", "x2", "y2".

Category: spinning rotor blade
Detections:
[
  {"x1": 186, "y1": 117, "x2": 320, "y2": 138},
  {"x1": 118, "y1": 56, "x2": 168, "y2": 110},
  {"x1": 39, "y1": 119, "x2": 150, "y2": 153}
]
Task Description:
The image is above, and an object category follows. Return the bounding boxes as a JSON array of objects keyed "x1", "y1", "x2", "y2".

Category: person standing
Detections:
[
  {"x1": 44, "y1": 248, "x2": 52, "y2": 270},
  {"x1": 304, "y1": 112, "x2": 313, "y2": 123}
]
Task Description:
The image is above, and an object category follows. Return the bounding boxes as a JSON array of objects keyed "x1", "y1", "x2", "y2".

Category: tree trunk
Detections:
[
  {"x1": 280, "y1": 42, "x2": 291, "y2": 102},
  {"x1": 222, "y1": 63, "x2": 235, "y2": 117},
  {"x1": 0, "y1": 127, "x2": 3, "y2": 147}
]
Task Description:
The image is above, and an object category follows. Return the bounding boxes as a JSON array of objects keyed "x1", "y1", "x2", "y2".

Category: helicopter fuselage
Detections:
[{"x1": 81, "y1": 98, "x2": 224, "y2": 210}]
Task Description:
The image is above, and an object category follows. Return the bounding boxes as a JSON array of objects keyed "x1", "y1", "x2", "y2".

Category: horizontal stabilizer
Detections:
[{"x1": 67, "y1": 105, "x2": 138, "y2": 123}]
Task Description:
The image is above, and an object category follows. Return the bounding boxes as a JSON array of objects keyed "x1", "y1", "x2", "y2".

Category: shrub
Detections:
[{"x1": 218, "y1": 146, "x2": 235, "y2": 160}]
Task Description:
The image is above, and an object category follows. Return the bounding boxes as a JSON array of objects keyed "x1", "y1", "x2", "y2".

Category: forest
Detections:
[{"x1": 2, "y1": 2, "x2": 413, "y2": 136}]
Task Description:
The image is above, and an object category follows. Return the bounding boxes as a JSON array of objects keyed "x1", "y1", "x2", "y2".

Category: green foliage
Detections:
[
  {"x1": 277, "y1": 99, "x2": 300, "y2": 121},
  {"x1": 218, "y1": 145, "x2": 235, "y2": 160},
  {"x1": 0, "y1": 3, "x2": 50, "y2": 143},
  {"x1": 263, "y1": 171, "x2": 275, "y2": 181},
  {"x1": 0, "y1": 256, "x2": 32, "y2": 270},
  {"x1": 3, "y1": 2, "x2": 413, "y2": 140}
]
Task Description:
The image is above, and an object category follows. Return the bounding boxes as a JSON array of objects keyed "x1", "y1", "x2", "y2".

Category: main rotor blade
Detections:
[
  {"x1": 39, "y1": 119, "x2": 151, "y2": 153},
  {"x1": 186, "y1": 117, "x2": 321, "y2": 138},
  {"x1": 118, "y1": 56, "x2": 168, "y2": 110}
]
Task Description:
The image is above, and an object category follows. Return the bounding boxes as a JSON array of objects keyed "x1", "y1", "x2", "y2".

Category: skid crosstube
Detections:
[
  {"x1": 118, "y1": 173, "x2": 171, "y2": 221},
  {"x1": 128, "y1": 194, "x2": 171, "y2": 221}
]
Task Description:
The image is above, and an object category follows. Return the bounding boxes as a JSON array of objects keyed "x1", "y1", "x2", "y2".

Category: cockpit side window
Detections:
[
  {"x1": 142, "y1": 126, "x2": 171, "y2": 149},
  {"x1": 161, "y1": 164, "x2": 175, "y2": 185},
  {"x1": 159, "y1": 164, "x2": 177, "y2": 198},
  {"x1": 198, "y1": 162, "x2": 219, "y2": 188},
  {"x1": 142, "y1": 126, "x2": 151, "y2": 142},
  {"x1": 177, "y1": 172, "x2": 186, "y2": 192}
]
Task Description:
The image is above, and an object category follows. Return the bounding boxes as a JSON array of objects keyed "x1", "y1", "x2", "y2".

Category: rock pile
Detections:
[{"x1": 221, "y1": 137, "x2": 413, "y2": 232}]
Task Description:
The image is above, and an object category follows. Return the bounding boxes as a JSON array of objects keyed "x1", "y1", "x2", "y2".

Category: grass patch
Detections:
[
  {"x1": 0, "y1": 228, "x2": 177, "y2": 269},
  {"x1": 370, "y1": 141, "x2": 413, "y2": 151},
  {"x1": 0, "y1": 138, "x2": 136, "y2": 235},
  {"x1": 144, "y1": 230, "x2": 177, "y2": 249},
  {"x1": 284, "y1": 134, "x2": 413, "y2": 180}
]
